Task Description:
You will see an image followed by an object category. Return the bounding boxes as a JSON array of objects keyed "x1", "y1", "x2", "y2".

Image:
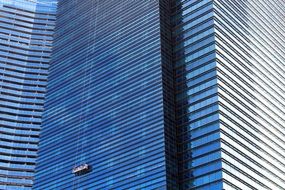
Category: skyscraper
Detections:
[
  {"x1": 34, "y1": 0, "x2": 178, "y2": 189},
  {"x1": 0, "y1": 0, "x2": 56, "y2": 189},
  {"x1": 174, "y1": 0, "x2": 285, "y2": 189},
  {"x1": 34, "y1": 0, "x2": 285, "y2": 189}
]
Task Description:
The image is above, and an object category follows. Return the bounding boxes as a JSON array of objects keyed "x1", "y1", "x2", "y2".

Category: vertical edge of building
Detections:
[
  {"x1": 171, "y1": 0, "x2": 223, "y2": 189},
  {"x1": 159, "y1": 0, "x2": 179, "y2": 189}
]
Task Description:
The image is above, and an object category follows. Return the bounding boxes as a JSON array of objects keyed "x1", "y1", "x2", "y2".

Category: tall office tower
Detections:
[
  {"x1": 173, "y1": 0, "x2": 285, "y2": 189},
  {"x1": 34, "y1": 0, "x2": 285, "y2": 189},
  {"x1": 34, "y1": 0, "x2": 178, "y2": 189},
  {"x1": 0, "y1": 0, "x2": 56, "y2": 189}
]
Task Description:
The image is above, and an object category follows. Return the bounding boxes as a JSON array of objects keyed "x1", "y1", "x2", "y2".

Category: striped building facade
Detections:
[
  {"x1": 0, "y1": 0, "x2": 56, "y2": 189},
  {"x1": 34, "y1": 0, "x2": 178, "y2": 189},
  {"x1": 173, "y1": 0, "x2": 285, "y2": 189},
  {"x1": 34, "y1": 0, "x2": 285, "y2": 189}
]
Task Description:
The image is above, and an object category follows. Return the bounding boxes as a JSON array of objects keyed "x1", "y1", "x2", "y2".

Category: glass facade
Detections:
[
  {"x1": 34, "y1": 0, "x2": 285, "y2": 189},
  {"x1": 34, "y1": 0, "x2": 178, "y2": 189},
  {"x1": 172, "y1": 0, "x2": 222, "y2": 189},
  {"x1": 172, "y1": 0, "x2": 285, "y2": 189},
  {"x1": 214, "y1": 0, "x2": 285, "y2": 189},
  {"x1": 0, "y1": 0, "x2": 56, "y2": 189}
]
